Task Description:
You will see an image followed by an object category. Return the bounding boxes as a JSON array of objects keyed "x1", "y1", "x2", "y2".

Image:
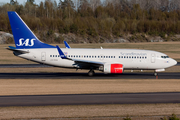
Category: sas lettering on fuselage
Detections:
[{"x1": 16, "y1": 38, "x2": 36, "y2": 46}]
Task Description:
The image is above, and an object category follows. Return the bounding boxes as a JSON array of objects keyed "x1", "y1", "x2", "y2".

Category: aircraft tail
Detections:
[{"x1": 8, "y1": 11, "x2": 55, "y2": 49}]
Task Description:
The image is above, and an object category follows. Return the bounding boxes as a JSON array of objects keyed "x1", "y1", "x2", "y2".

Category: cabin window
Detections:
[
  {"x1": 134, "y1": 56, "x2": 136, "y2": 59},
  {"x1": 124, "y1": 56, "x2": 126, "y2": 58},
  {"x1": 89, "y1": 56, "x2": 91, "y2": 58},
  {"x1": 129, "y1": 56, "x2": 131, "y2": 58},
  {"x1": 127, "y1": 56, "x2": 128, "y2": 58},
  {"x1": 142, "y1": 56, "x2": 144, "y2": 59},
  {"x1": 50, "y1": 55, "x2": 52, "y2": 57},
  {"x1": 137, "y1": 56, "x2": 139, "y2": 59},
  {"x1": 92, "y1": 56, "x2": 94, "y2": 58}
]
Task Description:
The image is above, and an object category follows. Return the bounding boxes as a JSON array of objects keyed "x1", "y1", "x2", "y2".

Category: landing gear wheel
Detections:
[
  {"x1": 154, "y1": 72, "x2": 158, "y2": 76},
  {"x1": 88, "y1": 70, "x2": 95, "y2": 76}
]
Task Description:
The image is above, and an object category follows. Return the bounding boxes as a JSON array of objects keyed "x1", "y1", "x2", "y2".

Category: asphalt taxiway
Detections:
[
  {"x1": 0, "y1": 72, "x2": 179, "y2": 79},
  {"x1": 0, "y1": 92, "x2": 180, "y2": 107},
  {"x1": 0, "y1": 64, "x2": 179, "y2": 106},
  {"x1": 0, "y1": 63, "x2": 180, "y2": 79}
]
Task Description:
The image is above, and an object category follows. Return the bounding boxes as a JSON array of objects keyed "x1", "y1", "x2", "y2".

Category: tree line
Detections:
[{"x1": 1, "y1": 0, "x2": 180, "y2": 43}]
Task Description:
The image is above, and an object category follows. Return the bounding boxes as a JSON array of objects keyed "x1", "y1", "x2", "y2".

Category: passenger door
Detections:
[
  {"x1": 41, "y1": 52, "x2": 46, "y2": 61},
  {"x1": 151, "y1": 53, "x2": 155, "y2": 63}
]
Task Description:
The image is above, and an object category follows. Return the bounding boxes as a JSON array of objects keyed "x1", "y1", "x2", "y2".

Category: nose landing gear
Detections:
[{"x1": 154, "y1": 72, "x2": 158, "y2": 79}]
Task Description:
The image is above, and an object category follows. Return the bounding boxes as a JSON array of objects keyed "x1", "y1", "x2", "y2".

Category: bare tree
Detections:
[{"x1": 89, "y1": 0, "x2": 101, "y2": 12}]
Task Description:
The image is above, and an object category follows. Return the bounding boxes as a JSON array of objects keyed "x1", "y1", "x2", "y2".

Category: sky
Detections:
[{"x1": 0, "y1": 0, "x2": 60, "y2": 5}]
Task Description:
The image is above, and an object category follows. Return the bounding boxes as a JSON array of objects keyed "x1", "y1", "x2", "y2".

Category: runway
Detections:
[
  {"x1": 0, "y1": 64, "x2": 179, "y2": 107},
  {"x1": 0, "y1": 72, "x2": 179, "y2": 79},
  {"x1": 0, "y1": 92, "x2": 180, "y2": 107}
]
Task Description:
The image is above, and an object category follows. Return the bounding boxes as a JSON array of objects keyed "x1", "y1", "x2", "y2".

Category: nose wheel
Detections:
[
  {"x1": 88, "y1": 70, "x2": 95, "y2": 76},
  {"x1": 154, "y1": 72, "x2": 158, "y2": 79},
  {"x1": 154, "y1": 73, "x2": 158, "y2": 76}
]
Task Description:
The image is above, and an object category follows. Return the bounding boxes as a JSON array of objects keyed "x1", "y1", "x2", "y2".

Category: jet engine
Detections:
[{"x1": 103, "y1": 63, "x2": 123, "y2": 74}]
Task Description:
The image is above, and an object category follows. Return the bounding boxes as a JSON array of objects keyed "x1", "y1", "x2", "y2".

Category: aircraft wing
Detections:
[
  {"x1": 56, "y1": 45, "x2": 104, "y2": 66},
  {"x1": 6, "y1": 46, "x2": 29, "y2": 54}
]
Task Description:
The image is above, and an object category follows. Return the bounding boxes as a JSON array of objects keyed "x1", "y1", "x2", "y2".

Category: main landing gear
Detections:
[{"x1": 88, "y1": 69, "x2": 95, "y2": 76}]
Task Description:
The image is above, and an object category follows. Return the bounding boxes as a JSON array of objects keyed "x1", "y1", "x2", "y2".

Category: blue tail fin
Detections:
[{"x1": 8, "y1": 11, "x2": 55, "y2": 49}]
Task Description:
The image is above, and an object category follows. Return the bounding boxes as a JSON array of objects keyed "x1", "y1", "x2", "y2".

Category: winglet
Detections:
[
  {"x1": 64, "y1": 41, "x2": 71, "y2": 48},
  {"x1": 56, "y1": 45, "x2": 67, "y2": 59}
]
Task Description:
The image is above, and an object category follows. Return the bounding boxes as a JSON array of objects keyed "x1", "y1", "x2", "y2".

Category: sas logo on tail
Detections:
[{"x1": 16, "y1": 38, "x2": 36, "y2": 46}]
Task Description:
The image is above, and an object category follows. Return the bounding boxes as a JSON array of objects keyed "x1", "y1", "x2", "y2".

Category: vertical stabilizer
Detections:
[{"x1": 8, "y1": 11, "x2": 55, "y2": 49}]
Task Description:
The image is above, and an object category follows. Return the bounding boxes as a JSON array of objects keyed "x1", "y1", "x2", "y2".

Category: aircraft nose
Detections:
[{"x1": 170, "y1": 59, "x2": 177, "y2": 66}]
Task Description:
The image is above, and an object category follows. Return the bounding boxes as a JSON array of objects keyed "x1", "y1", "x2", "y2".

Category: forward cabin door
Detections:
[
  {"x1": 41, "y1": 52, "x2": 46, "y2": 61},
  {"x1": 151, "y1": 53, "x2": 155, "y2": 63}
]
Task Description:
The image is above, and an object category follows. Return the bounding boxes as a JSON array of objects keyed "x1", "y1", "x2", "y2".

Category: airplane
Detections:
[{"x1": 7, "y1": 11, "x2": 177, "y2": 76}]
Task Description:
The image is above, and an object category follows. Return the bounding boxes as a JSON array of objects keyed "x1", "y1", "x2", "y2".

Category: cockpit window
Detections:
[{"x1": 161, "y1": 56, "x2": 169, "y2": 59}]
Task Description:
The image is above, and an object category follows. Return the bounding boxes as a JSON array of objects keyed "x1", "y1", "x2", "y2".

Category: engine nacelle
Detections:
[{"x1": 103, "y1": 63, "x2": 123, "y2": 74}]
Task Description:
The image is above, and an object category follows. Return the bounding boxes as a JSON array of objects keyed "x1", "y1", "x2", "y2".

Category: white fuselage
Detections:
[{"x1": 14, "y1": 48, "x2": 177, "y2": 71}]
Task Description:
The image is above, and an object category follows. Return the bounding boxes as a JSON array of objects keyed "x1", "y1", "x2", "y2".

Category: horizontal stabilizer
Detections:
[{"x1": 6, "y1": 46, "x2": 29, "y2": 53}]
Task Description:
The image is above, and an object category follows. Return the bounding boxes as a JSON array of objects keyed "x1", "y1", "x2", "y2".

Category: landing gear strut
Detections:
[
  {"x1": 154, "y1": 72, "x2": 158, "y2": 79},
  {"x1": 88, "y1": 69, "x2": 95, "y2": 76}
]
